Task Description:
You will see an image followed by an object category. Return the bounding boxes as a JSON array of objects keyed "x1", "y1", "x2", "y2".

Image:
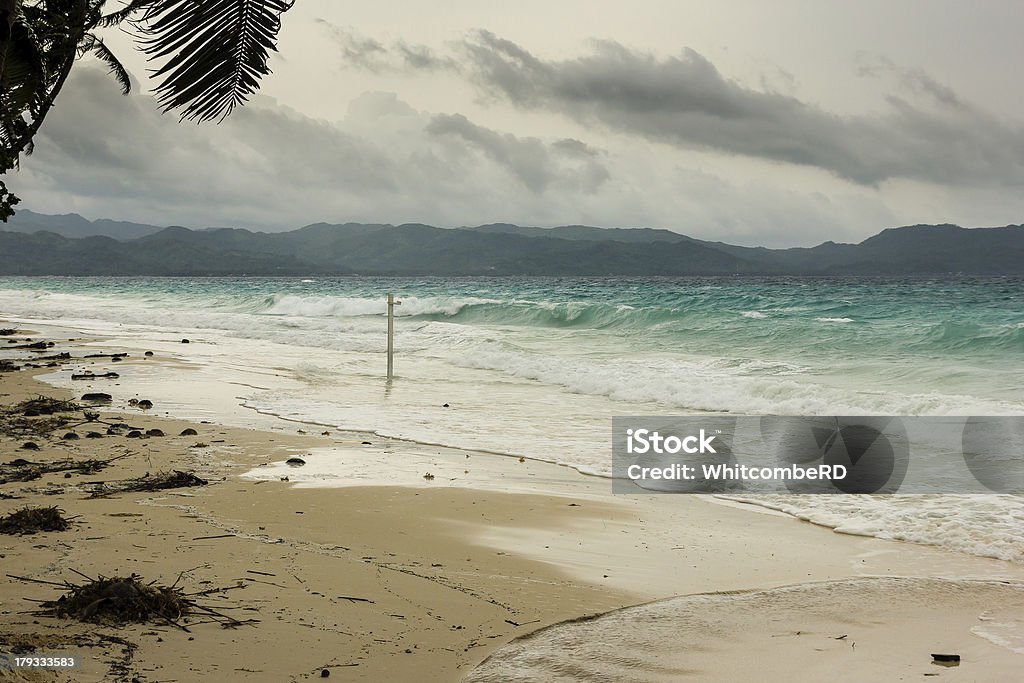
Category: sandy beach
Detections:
[{"x1": 2, "y1": 323, "x2": 1023, "y2": 682}]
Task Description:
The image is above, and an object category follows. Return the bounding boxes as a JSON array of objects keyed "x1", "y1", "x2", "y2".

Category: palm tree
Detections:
[{"x1": 0, "y1": 0, "x2": 293, "y2": 220}]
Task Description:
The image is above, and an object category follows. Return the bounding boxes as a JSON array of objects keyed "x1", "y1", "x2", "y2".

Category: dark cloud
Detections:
[
  {"x1": 455, "y1": 31, "x2": 1024, "y2": 187},
  {"x1": 426, "y1": 114, "x2": 609, "y2": 193},
  {"x1": 9, "y1": 64, "x2": 613, "y2": 230}
]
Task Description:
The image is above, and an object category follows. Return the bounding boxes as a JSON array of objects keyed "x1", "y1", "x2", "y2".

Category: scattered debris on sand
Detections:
[
  {"x1": 0, "y1": 506, "x2": 72, "y2": 534},
  {"x1": 0, "y1": 396, "x2": 79, "y2": 437},
  {"x1": 88, "y1": 470, "x2": 208, "y2": 498},
  {"x1": 41, "y1": 575, "x2": 191, "y2": 626},
  {"x1": 15, "y1": 396, "x2": 80, "y2": 415},
  {"x1": 10, "y1": 572, "x2": 252, "y2": 632},
  {"x1": 0, "y1": 454, "x2": 127, "y2": 485}
]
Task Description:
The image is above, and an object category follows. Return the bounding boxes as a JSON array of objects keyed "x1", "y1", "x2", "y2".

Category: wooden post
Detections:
[{"x1": 387, "y1": 293, "x2": 401, "y2": 379}]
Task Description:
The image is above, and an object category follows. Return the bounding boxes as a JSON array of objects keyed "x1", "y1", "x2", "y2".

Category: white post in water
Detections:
[{"x1": 387, "y1": 293, "x2": 401, "y2": 379}]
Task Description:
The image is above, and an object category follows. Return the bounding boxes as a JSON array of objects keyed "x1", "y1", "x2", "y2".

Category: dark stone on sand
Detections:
[
  {"x1": 21, "y1": 442, "x2": 39, "y2": 450},
  {"x1": 932, "y1": 654, "x2": 960, "y2": 664},
  {"x1": 146, "y1": 429, "x2": 164, "y2": 437},
  {"x1": 62, "y1": 432, "x2": 80, "y2": 440},
  {"x1": 137, "y1": 399, "x2": 153, "y2": 410},
  {"x1": 0, "y1": 328, "x2": 15, "y2": 335},
  {"x1": 286, "y1": 457, "x2": 306, "y2": 467},
  {"x1": 180, "y1": 428, "x2": 198, "y2": 436},
  {"x1": 321, "y1": 670, "x2": 330, "y2": 678},
  {"x1": 361, "y1": 441, "x2": 372, "y2": 445},
  {"x1": 145, "y1": 351, "x2": 154, "y2": 356},
  {"x1": 82, "y1": 393, "x2": 113, "y2": 403},
  {"x1": 127, "y1": 431, "x2": 143, "y2": 439},
  {"x1": 86, "y1": 432, "x2": 103, "y2": 439},
  {"x1": 181, "y1": 339, "x2": 190, "y2": 344},
  {"x1": 112, "y1": 357, "x2": 122, "y2": 362},
  {"x1": 128, "y1": 398, "x2": 139, "y2": 406}
]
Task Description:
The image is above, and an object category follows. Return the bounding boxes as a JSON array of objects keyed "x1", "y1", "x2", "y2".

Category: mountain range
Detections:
[{"x1": 1, "y1": 210, "x2": 1022, "y2": 276}]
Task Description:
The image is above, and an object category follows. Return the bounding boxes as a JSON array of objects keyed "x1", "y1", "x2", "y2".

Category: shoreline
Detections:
[{"x1": 1, "y1": 321, "x2": 1023, "y2": 681}]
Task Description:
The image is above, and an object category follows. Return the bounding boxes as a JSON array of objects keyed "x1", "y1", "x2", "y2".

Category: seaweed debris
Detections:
[
  {"x1": 0, "y1": 506, "x2": 71, "y2": 534},
  {"x1": 42, "y1": 576, "x2": 190, "y2": 626},
  {"x1": 88, "y1": 470, "x2": 208, "y2": 498},
  {"x1": 10, "y1": 572, "x2": 252, "y2": 632},
  {"x1": 0, "y1": 396, "x2": 81, "y2": 437},
  {"x1": 0, "y1": 454, "x2": 124, "y2": 485}
]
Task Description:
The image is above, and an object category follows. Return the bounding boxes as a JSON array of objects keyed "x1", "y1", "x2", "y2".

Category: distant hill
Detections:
[
  {"x1": 1, "y1": 212, "x2": 1022, "y2": 276},
  {"x1": 2, "y1": 209, "x2": 164, "y2": 240}
]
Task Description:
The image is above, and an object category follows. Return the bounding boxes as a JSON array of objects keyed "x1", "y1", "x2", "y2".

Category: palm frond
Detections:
[
  {"x1": 81, "y1": 33, "x2": 131, "y2": 94},
  {"x1": 135, "y1": 0, "x2": 293, "y2": 122},
  {"x1": 97, "y1": 0, "x2": 156, "y2": 29},
  {"x1": 0, "y1": 19, "x2": 45, "y2": 114}
]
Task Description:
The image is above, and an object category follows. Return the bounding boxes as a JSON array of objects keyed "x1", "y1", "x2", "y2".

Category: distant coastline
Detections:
[{"x1": 2, "y1": 209, "x2": 1022, "y2": 276}]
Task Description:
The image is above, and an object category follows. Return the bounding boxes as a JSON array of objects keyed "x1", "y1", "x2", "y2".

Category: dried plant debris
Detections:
[
  {"x1": 11, "y1": 573, "x2": 252, "y2": 632},
  {"x1": 15, "y1": 396, "x2": 80, "y2": 415},
  {"x1": 88, "y1": 470, "x2": 208, "y2": 498},
  {"x1": 42, "y1": 576, "x2": 191, "y2": 626},
  {"x1": 0, "y1": 506, "x2": 71, "y2": 535},
  {"x1": 0, "y1": 455, "x2": 121, "y2": 485},
  {"x1": 0, "y1": 395, "x2": 80, "y2": 437}
]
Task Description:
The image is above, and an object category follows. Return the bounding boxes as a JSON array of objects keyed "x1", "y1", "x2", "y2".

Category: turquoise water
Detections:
[{"x1": 1, "y1": 275, "x2": 1022, "y2": 408}]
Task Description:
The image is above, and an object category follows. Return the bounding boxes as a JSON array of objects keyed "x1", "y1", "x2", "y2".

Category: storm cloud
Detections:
[
  {"x1": 445, "y1": 31, "x2": 1024, "y2": 187},
  {"x1": 7, "y1": 65, "x2": 622, "y2": 233},
  {"x1": 426, "y1": 114, "x2": 609, "y2": 193}
]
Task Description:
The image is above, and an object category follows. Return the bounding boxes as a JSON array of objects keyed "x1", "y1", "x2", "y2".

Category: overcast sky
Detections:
[{"x1": 7, "y1": 0, "x2": 1024, "y2": 246}]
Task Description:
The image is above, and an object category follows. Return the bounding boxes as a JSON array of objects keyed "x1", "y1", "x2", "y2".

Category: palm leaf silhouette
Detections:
[{"x1": 135, "y1": 0, "x2": 293, "y2": 122}]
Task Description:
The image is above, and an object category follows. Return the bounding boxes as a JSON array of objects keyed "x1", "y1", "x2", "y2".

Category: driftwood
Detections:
[
  {"x1": 10, "y1": 341, "x2": 54, "y2": 350},
  {"x1": 71, "y1": 370, "x2": 118, "y2": 382}
]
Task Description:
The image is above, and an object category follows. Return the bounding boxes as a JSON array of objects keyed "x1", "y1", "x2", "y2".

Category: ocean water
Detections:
[{"x1": 1, "y1": 276, "x2": 1022, "y2": 563}]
